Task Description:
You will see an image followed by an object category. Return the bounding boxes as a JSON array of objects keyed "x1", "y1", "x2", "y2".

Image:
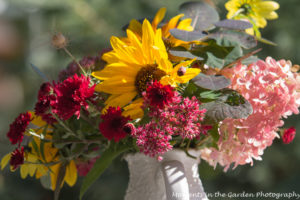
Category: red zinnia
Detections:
[
  {"x1": 34, "y1": 82, "x2": 57, "y2": 124},
  {"x1": 99, "y1": 107, "x2": 131, "y2": 142},
  {"x1": 282, "y1": 127, "x2": 296, "y2": 144},
  {"x1": 7, "y1": 112, "x2": 31, "y2": 145},
  {"x1": 144, "y1": 81, "x2": 174, "y2": 109},
  {"x1": 10, "y1": 147, "x2": 24, "y2": 170},
  {"x1": 52, "y1": 74, "x2": 95, "y2": 120}
]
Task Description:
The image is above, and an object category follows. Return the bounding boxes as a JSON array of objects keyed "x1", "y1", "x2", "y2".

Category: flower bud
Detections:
[
  {"x1": 123, "y1": 123, "x2": 136, "y2": 135},
  {"x1": 177, "y1": 67, "x2": 186, "y2": 76},
  {"x1": 282, "y1": 127, "x2": 296, "y2": 144}
]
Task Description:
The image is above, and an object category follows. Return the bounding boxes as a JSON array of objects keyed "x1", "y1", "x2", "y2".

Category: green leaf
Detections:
[
  {"x1": 199, "y1": 91, "x2": 220, "y2": 100},
  {"x1": 223, "y1": 46, "x2": 243, "y2": 66},
  {"x1": 215, "y1": 19, "x2": 252, "y2": 30},
  {"x1": 193, "y1": 74, "x2": 231, "y2": 90},
  {"x1": 209, "y1": 30, "x2": 257, "y2": 49},
  {"x1": 179, "y1": 1, "x2": 219, "y2": 30},
  {"x1": 169, "y1": 29, "x2": 207, "y2": 42},
  {"x1": 206, "y1": 52, "x2": 224, "y2": 69},
  {"x1": 201, "y1": 89, "x2": 253, "y2": 124},
  {"x1": 79, "y1": 142, "x2": 130, "y2": 200},
  {"x1": 40, "y1": 173, "x2": 52, "y2": 190}
]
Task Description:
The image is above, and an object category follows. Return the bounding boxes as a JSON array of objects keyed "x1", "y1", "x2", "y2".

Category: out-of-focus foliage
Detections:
[{"x1": 0, "y1": 0, "x2": 299, "y2": 199}]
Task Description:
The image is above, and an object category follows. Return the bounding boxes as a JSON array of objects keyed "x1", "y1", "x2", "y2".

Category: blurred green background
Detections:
[{"x1": 0, "y1": 0, "x2": 299, "y2": 199}]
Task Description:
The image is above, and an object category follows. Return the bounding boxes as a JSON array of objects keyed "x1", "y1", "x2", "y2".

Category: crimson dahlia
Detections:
[
  {"x1": 144, "y1": 81, "x2": 174, "y2": 109},
  {"x1": 34, "y1": 82, "x2": 56, "y2": 124},
  {"x1": 99, "y1": 107, "x2": 131, "y2": 142},
  {"x1": 7, "y1": 112, "x2": 31, "y2": 145},
  {"x1": 10, "y1": 147, "x2": 24, "y2": 170},
  {"x1": 52, "y1": 74, "x2": 95, "y2": 120}
]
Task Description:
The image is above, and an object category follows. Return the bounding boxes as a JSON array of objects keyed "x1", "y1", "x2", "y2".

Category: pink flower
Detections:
[
  {"x1": 200, "y1": 57, "x2": 300, "y2": 171},
  {"x1": 282, "y1": 127, "x2": 296, "y2": 144},
  {"x1": 7, "y1": 112, "x2": 32, "y2": 145},
  {"x1": 10, "y1": 147, "x2": 24, "y2": 170},
  {"x1": 52, "y1": 74, "x2": 95, "y2": 120},
  {"x1": 99, "y1": 107, "x2": 131, "y2": 142}
]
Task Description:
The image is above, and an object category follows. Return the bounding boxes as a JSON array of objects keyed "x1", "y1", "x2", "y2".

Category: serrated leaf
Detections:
[
  {"x1": 179, "y1": 1, "x2": 219, "y2": 30},
  {"x1": 193, "y1": 74, "x2": 231, "y2": 90},
  {"x1": 169, "y1": 49, "x2": 203, "y2": 60},
  {"x1": 215, "y1": 19, "x2": 252, "y2": 30},
  {"x1": 80, "y1": 143, "x2": 130, "y2": 200},
  {"x1": 199, "y1": 91, "x2": 220, "y2": 100},
  {"x1": 201, "y1": 89, "x2": 253, "y2": 123},
  {"x1": 209, "y1": 30, "x2": 257, "y2": 49},
  {"x1": 169, "y1": 29, "x2": 207, "y2": 42}
]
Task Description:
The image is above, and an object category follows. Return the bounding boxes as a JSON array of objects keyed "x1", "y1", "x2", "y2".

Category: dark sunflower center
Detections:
[
  {"x1": 135, "y1": 64, "x2": 166, "y2": 94},
  {"x1": 240, "y1": 3, "x2": 252, "y2": 15}
]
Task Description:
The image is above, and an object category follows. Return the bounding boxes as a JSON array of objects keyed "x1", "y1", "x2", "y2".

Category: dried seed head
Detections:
[{"x1": 52, "y1": 32, "x2": 67, "y2": 49}]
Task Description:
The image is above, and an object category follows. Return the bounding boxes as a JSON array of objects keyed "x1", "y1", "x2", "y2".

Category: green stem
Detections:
[{"x1": 63, "y1": 47, "x2": 87, "y2": 76}]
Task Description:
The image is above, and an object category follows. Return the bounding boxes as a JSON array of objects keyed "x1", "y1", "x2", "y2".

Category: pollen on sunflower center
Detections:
[
  {"x1": 135, "y1": 64, "x2": 166, "y2": 94},
  {"x1": 240, "y1": 3, "x2": 252, "y2": 15}
]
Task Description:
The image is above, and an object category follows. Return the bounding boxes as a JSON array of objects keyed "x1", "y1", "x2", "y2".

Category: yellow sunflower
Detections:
[
  {"x1": 0, "y1": 113, "x2": 78, "y2": 190},
  {"x1": 225, "y1": 0, "x2": 279, "y2": 37},
  {"x1": 92, "y1": 19, "x2": 200, "y2": 119},
  {"x1": 127, "y1": 8, "x2": 194, "y2": 49}
]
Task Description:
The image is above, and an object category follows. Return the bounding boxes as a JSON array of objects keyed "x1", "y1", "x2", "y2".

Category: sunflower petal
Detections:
[{"x1": 152, "y1": 7, "x2": 166, "y2": 30}]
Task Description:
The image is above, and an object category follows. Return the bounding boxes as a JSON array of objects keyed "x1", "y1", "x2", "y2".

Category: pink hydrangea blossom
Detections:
[{"x1": 200, "y1": 57, "x2": 300, "y2": 171}]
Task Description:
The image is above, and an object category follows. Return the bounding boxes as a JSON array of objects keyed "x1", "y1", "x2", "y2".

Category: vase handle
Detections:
[{"x1": 161, "y1": 160, "x2": 190, "y2": 200}]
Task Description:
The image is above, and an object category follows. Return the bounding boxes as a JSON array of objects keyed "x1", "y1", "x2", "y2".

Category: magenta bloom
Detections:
[
  {"x1": 282, "y1": 127, "x2": 296, "y2": 144},
  {"x1": 144, "y1": 81, "x2": 174, "y2": 109},
  {"x1": 52, "y1": 74, "x2": 95, "y2": 120},
  {"x1": 7, "y1": 112, "x2": 31, "y2": 145},
  {"x1": 99, "y1": 107, "x2": 131, "y2": 142},
  {"x1": 10, "y1": 147, "x2": 24, "y2": 170},
  {"x1": 34, "y1": 82, "x2": 56, "y2": 124}
]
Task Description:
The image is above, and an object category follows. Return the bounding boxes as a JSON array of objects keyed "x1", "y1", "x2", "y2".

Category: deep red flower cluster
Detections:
[
  {"x1": 143, "y1": 81, "x2": 174, "y2": 109},
  {"x1": 7, "y1": 112, "x2": 31, "y2": 145},
  {"x1": 10, "y1": 147, "x2": 24, "y2": 170},
  {"x1": 282, "y1": 127, "x2": 296, "y2": 144},
  {"x1": 34, "y1": 82, "x2": 57, "y2": 124},
  {"x1": 99, "y1": 107, "x2": 131, "y2": 142},
  {"x1": 52, "y1": 74, "x2": 95, "y2": 120}
]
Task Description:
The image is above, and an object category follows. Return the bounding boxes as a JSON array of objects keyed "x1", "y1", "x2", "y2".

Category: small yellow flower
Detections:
[
  {"x1": 92, "y1": 19, "x2": 200, "y2": 119},
  {"x1": 225, "y1": 0, "x2": 279, "y2": 37}
]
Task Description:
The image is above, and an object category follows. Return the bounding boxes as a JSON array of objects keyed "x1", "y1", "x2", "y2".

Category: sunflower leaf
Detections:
[
  {"x1": 192, "y1": 74, "x2": 231, "y2": 90},
  {"x1": 169, "y1": 48, "x2": 204, "y2": 60},
  {"x1": 215, "y1": 19, "x2": 253, "y2": 30},
  {"x1": 169, "y1": 29, "x2": 207, "y2": 42},
  {"x1": 201, "y1": 89, "x2": 253, "y2": 124},
  {"x1": 179, "y1": 1, "x2": 219, "y2": 30}
]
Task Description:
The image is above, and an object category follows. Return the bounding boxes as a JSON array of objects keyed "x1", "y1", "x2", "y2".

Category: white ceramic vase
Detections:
[{"x1": 124, "y1": 150, "x2": 208, "y2": 200}]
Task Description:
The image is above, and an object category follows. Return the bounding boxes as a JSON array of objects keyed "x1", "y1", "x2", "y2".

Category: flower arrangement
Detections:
[{"x1": 1, "y1": 0, "x2": 299, "y2": 199}]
